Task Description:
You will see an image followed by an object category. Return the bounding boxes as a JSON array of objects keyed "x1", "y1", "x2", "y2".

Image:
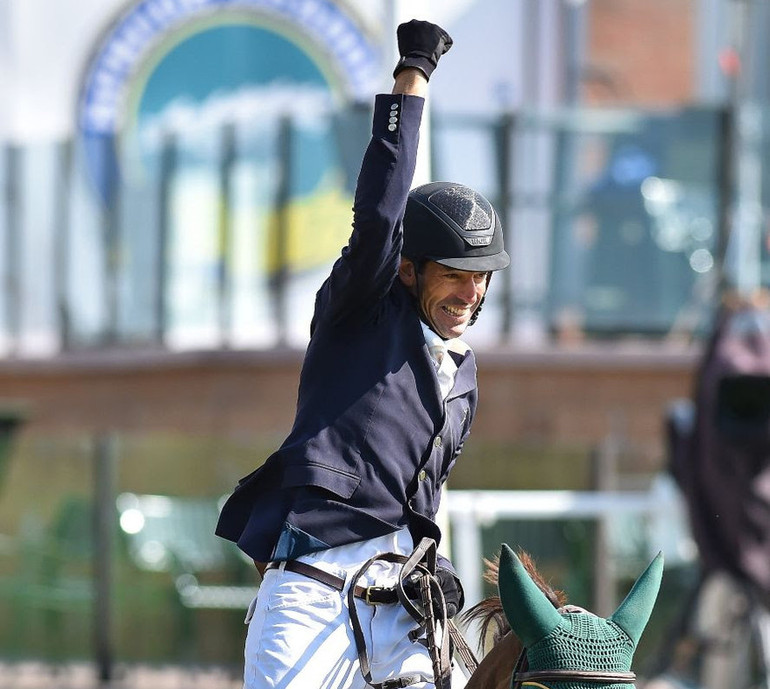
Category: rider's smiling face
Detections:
[{"x1": 398, "y1": 259, "x2": 488, "y2": 339}]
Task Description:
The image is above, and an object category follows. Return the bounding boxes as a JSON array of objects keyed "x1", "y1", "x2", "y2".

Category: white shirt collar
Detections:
[{"x1": 420, "y1": 322, "x2": 462, "y2": 399}]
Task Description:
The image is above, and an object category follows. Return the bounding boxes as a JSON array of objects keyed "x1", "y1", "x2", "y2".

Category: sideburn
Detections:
[{"x1": 414, "y1": 269, "x2": 448, "y2": 339}]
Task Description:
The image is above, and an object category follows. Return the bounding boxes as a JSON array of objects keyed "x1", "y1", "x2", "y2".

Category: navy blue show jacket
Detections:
[{"x1": 215, "y1": 93, "x2": 479, "y2": 564}]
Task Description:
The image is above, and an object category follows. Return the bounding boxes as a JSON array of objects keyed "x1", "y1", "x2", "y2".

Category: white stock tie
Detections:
[
  {"x1": 429, "y1": 342, "x2": 445, "y2": 365},
  {"x1": 422, "y1": 324, "x2": 458, "y2": 400}
]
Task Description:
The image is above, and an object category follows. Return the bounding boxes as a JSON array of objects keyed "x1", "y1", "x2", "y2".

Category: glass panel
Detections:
[
  {"x1": 18, "y1": 144, "x2": 58, "y2": 356},
  {"x1": 67, "y1": 141, "x2": 110, "y2": 348},
  {"x1": 165, "y1": 126, "x2": 222, "y2": 350},
  {"x1": 549, "y1": 107, "x2": 722, "y2": 336},
  {"x1": 0, "y1": 105, "x2": 753, "y2": 355},
  {"x1": 433, "y1": 107, "x2": 724, "y2": 340},
  {"x1": 116, "y1": 137, "x2": 162, "y2": 346},
  {"x1": 0, "y1": 147, "x2": 10, "y2": 354}
]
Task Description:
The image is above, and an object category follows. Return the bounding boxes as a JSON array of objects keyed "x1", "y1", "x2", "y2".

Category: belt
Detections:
[{"x1": 264, "y1": 559, "x2": 399, "y2": 605}]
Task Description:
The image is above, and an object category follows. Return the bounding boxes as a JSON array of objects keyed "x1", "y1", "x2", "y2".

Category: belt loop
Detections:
[{"x1": 264, "y1": 561, "x2": 287, "y2": 574}]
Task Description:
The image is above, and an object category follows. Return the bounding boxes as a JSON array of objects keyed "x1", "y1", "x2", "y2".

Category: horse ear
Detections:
[
  {"x1": 498, "y1": 544, "x2": 562, "y2": 647},
  {"x1": 610, "y1": 552, "x2": 664, "y2": 645}
]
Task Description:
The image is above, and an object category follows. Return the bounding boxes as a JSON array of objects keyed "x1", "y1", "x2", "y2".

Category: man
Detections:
[{"x1": 216, "y1": 19, "x2": 509, "y2": 689}]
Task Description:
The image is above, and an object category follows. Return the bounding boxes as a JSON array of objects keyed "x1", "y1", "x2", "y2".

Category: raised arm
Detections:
[{"x1": 312, "y1": 21, "x2": 451, "y2": 329}]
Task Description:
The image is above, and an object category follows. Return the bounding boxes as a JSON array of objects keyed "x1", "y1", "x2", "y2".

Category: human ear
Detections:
[{"x1": 398, "y1": 258, "x2": 417, "y2": 288}]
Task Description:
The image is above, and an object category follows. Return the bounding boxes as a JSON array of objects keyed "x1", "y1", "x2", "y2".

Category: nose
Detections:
[{"x1": 457, "y1": 276, "x2": 480, "y2": 304}]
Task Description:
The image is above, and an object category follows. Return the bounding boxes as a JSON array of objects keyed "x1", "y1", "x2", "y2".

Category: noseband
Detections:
[
  {"x1": 511, "y1": 650, "x2": 636, "y2": 688},
  {"x1": 510, "y1": 605, "x2": 636, "y2": 688}
]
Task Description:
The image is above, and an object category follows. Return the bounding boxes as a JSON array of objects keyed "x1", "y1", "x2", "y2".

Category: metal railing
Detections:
[
  {"x1": 447, "y1": 481, "x2": 691, "y2": 611},
  {"x1": 2, "y1": 103, "x2": 759, "y2": 358}
]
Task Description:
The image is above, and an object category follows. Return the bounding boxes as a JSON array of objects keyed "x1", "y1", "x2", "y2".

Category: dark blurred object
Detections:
[
  {"x1": 653, "y1": 294, "x2": 770, "y2": 688},
  {"x1": 669, "y1": 290, "x2": 770, "y2": 597},
  {"x1": 0, "y1": 403, "x2": 26, "y2": 492}
]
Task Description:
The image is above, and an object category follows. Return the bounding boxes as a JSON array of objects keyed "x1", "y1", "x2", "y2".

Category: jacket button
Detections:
[
  {"x1": 418, "y1": 470, "x2": 427, "y2": 481},
  {"x1": 433, "y1": 436, "x2": 442, "y2": 448}
]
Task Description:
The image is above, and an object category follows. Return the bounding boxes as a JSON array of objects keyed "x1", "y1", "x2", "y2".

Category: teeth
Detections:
[{"x1": 444, "y1": 306, "x2": 469, "y2": 317}]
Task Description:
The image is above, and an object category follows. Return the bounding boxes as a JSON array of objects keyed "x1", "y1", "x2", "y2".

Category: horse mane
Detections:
[{"x1": 461, "y1": 549, "x2": 567, "y2": 651}]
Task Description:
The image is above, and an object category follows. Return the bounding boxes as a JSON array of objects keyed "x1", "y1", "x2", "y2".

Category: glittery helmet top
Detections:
[{"x1": 402, "y1": 182, "x2": 510, "y2": 272}]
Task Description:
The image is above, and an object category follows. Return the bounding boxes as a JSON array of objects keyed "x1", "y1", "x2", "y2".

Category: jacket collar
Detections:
[{"x1": 446, "y1": 347, "x2": 477, "y2": 400}]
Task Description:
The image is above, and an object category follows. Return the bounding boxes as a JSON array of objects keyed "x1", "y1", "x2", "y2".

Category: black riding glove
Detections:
[
  {"x1": 403, "y1": 567, "x2": 465, "y2": 619},
  {"x1": 393, "y1": 19, "x2": 453, "y2": 81}
]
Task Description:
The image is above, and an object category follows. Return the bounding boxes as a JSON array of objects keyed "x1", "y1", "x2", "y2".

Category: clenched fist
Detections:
[{"x1": 393, "y1": 20, "x2": 453, "y2": 82}]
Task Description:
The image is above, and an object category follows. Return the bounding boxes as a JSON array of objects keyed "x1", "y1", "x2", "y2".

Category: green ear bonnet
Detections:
[{"x1": 497, "y1": 544, "x2": 664, "y2": 689}]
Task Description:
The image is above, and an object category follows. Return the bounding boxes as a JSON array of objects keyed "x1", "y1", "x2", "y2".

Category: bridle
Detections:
[
  {"x1": 511, "y1": 650, "x2": 636, "y2": 688},
  {"x1": 511, "y1": 651, "x2": 636, "y2": 688}
]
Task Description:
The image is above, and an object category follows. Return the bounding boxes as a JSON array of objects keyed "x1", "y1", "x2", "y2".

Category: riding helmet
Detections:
[{"x1": 402, "y1": 182, "x2": 510, "y2": 271}]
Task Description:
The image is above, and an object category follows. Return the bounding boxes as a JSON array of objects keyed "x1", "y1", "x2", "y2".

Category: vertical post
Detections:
[
  {"x1": 564, "y1": 0, "x2": 588, "y2": 104},
  {"x1": 714, "y1": 106, "x2": 736, "y2": 298},
  {"x1": 719, "y1": 0, "x2": 763, "y2": 297},
  {"x1": 93, "y1": 433, "x2": 117, "y2": 684},
  {"x1": 550, "y1": 0, "x2": 588, "y2": 344},
  {"x1": 100, "y1": 136, "x2": 121, "y2": 346},
  {"x1": 272, "y1": 115, "x2": 292, "y2": 346},
  {"x1": 4, "y1": 144, "x2": 20, "y2": 357},
  {"x1": 494, "y1": 114, "x2": 515, "y2": 340},
  {"x1": 217, "y1": 122, "x2": 236, "y2": 348},
  {"x1": 54, "y1": 139, "x2": 74, "y2": 351},
  {"x1": 156, "y1": 131, "x2": 177, "y2": 345}
]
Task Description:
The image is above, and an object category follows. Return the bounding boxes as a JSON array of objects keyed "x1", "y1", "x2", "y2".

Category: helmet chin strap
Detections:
[{"x1": 468, "y1": 272, "x2": 492, "y2": 327}]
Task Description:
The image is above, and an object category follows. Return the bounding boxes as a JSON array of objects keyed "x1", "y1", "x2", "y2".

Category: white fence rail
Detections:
[{"x1": 446, "y1": 482, "x2": 692, "y2": 607}]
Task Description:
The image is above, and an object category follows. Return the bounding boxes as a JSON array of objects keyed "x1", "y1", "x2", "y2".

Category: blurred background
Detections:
[{"x1": 1, "y1": 0, "x2": 770, "y2": 686}]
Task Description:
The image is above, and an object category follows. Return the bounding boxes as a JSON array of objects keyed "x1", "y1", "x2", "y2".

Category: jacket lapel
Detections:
[{"x1": 446, "y1": 349, "x2": 477, "y2": 400}]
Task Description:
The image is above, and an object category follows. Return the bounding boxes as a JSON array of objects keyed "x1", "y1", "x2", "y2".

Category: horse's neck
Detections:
[{"x1": 465, "y1": 631, "x2": 523, "y2": 689}]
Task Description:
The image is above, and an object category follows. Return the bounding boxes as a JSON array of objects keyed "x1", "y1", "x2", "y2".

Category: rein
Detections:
[{"x1": 347, "y1": 537, "x2": 479, "y2": 689}]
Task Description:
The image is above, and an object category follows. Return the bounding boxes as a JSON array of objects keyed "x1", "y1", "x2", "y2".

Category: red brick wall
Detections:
[
  {"x1": 587, "y1": 0, "x2": 695, "y2": 105},
  {"x1": 0, "y1": 347, "x2": 698, "y2": 470}
]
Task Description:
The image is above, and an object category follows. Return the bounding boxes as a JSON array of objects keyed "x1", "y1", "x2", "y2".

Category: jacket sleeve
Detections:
[{"x1": 312, "y1": 93, "x2": 425, "y2": 329}]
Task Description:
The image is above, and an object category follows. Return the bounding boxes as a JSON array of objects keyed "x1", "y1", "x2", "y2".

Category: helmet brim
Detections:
[{"x1": 433, "y1": 250, "x2": 510, "y2": 272}]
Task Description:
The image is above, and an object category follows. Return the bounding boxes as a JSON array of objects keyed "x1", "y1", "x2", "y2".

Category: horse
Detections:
[{"x1": 461, "y1": 544, "x2": 664, "y2": 689}]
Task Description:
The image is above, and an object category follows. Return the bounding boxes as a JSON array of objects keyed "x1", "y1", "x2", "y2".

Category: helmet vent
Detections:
[{"x1": 428, "y1": 186, "x2": 493, "y2": 232}]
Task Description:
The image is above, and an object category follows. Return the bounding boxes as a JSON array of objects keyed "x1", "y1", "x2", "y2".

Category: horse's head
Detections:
[{"x1": 498, "y1": 544, "x2": 663, "y2": 689}]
